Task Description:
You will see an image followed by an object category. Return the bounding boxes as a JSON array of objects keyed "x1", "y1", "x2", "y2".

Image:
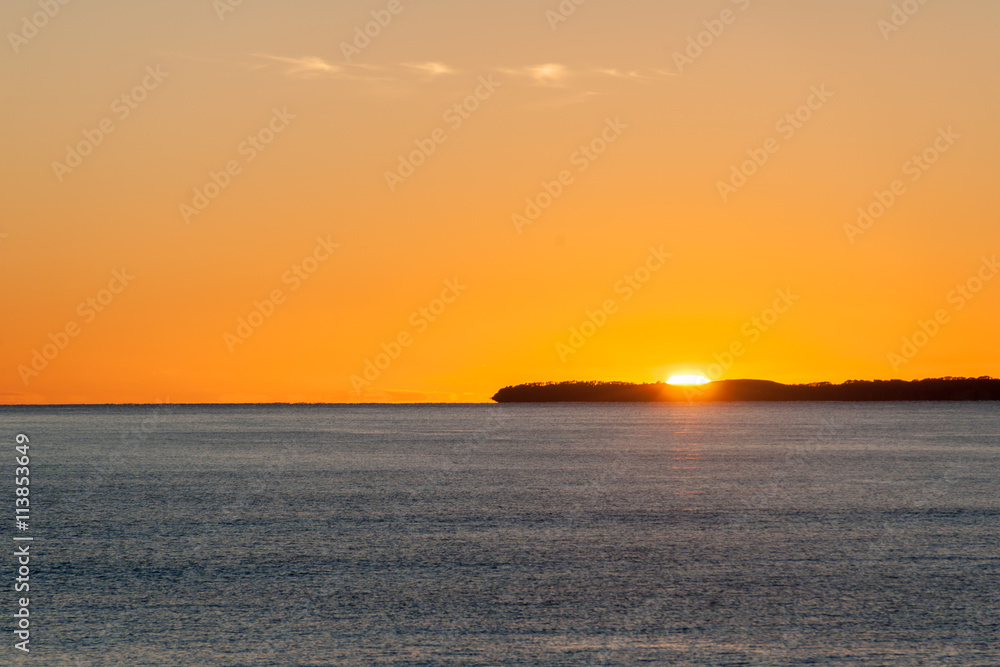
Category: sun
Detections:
[{"x1": 666, "y1": 374, "x2": 712, "y2": 386}]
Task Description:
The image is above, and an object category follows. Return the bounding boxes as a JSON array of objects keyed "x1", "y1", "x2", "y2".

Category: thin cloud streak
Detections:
[
  {"x1": 247, "y1": 56, "x2": 676, "y2": 93},
  {"x1": 403, "y1": 62, "x2": 457, "y2": 76},
  {"x1": 254, "y1": 54, "x2": 344, "y2": 78},
  {"x1": 499, "y1": 63, "x2": 675, "y2": 87},
  {"x1": 594, "y1": 67, "x2": 677, "y2": 81}
]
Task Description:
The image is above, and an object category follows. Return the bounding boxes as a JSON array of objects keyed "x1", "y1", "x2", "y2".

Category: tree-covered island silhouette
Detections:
[{"x1": 492, "y1": 378, "x2": 1000, "y2": 402}]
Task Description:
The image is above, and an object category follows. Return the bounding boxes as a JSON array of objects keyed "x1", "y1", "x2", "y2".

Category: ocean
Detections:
[{"x1": 3, "y1": 403, "x2": 998, "y2": 665}]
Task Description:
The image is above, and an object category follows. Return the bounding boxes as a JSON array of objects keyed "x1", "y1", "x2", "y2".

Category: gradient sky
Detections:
[{"x1": 2, "y1": 0, "x2": 999, "y2": 403}]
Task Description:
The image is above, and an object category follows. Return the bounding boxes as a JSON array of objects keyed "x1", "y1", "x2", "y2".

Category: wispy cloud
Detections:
[
  {"x1": 254, "y1": 54, "x2": 344, "y2": 79},
  {"x1": 247, "y1": 56, "x2": 672, "y2": 96},
  {"x1": 498, "y1": 63, "x2": 672, "y2": 87},
  {"x1": 403, "y1": 61, "x2": 457, "y2": 76},
  {"x1": 593, "y1": 67, "x2": 677, "y2": 81},
  {"x1": 529, "y1": 63, "x2": 567, "y2": 83},
  {"x1": 251, "y1": 55, "x2": 463, "y2": 83},
  {"x1": 498, "y1": 63, "x2": 569, "y2": 85}
]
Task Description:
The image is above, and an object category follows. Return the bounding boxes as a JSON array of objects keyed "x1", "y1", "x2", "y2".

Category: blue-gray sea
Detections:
[{"x1": 3, "y1": 403, "x2": 999, "y2": 666}]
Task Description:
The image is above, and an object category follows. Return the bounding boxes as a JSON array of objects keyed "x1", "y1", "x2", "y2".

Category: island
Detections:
[{"x1": 492, "y1": 378, "x2": 1000, "y2": 403}]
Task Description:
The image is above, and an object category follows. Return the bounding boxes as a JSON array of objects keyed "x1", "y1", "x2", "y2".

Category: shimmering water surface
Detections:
[{"x1": 4, "y1": 403, "x2": 999, "y2": 666}]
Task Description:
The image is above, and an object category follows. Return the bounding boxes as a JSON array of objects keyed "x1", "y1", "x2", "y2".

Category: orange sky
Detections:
[{"x1": 2, "y1": 0, "x2": 999, "y2": 403}]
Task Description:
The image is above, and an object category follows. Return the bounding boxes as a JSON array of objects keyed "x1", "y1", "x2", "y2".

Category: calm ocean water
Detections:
[{"x1": 3, "y1": 403, "x2": 998, "y2": 666}]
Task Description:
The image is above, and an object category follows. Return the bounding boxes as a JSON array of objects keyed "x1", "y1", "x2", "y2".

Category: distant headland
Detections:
[{"x1": 492, "y1": 378, "x2": 1000, "y2": 403}]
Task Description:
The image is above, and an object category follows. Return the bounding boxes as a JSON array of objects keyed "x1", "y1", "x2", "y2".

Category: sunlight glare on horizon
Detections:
[{"x1": 666, "y1": 375, "x2": 712, "y2": 386}]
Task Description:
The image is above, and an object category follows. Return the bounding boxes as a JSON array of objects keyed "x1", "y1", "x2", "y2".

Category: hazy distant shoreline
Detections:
[{"x1": 492, "y1": 378, "x2": 1000, "y2": 403}]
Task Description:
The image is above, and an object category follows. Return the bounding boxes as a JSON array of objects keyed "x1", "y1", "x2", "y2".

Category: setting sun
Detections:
[{"x1": 666, "y1": 375, "x2": 712, "y2": 386}]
